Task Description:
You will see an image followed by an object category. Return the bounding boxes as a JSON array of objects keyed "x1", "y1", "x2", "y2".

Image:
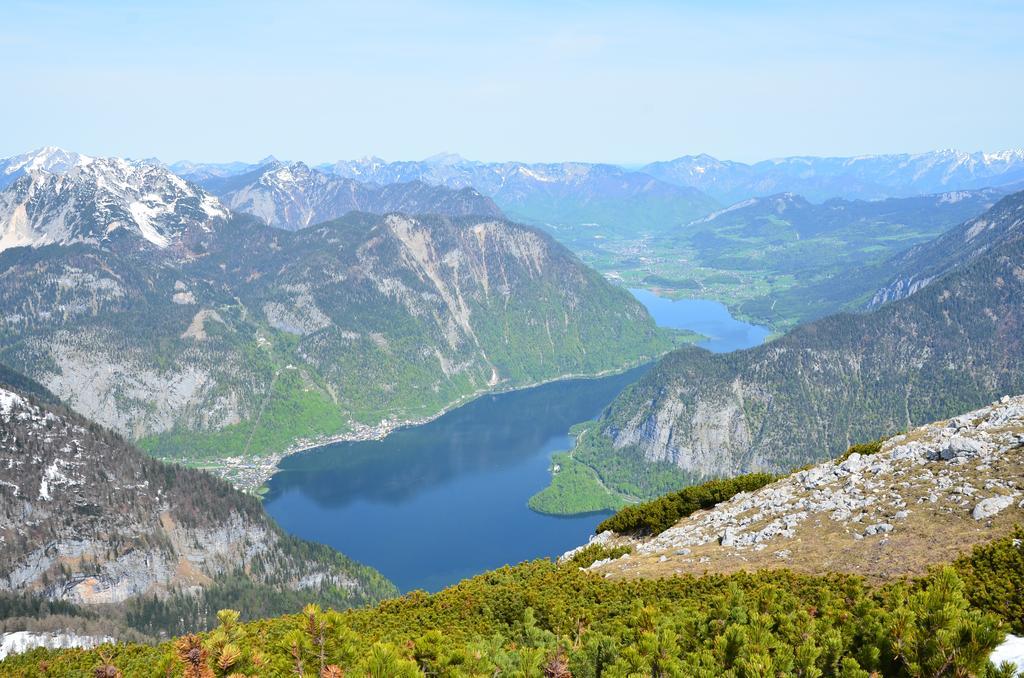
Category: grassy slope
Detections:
[
  {"x1": 139, "y1": 365, "x2": 349, "y2": 460},
  {"x1": 527, "y1": 451, "x2": 629, "y2": 515},
  {"x1": 528, "y1": 418, "x2": 703, "y2": 515}
]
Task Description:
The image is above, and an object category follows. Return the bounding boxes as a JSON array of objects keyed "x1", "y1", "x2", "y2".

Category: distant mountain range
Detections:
[
  {"x1": 571, "y1": 189, "x2": 1024, "y2": 498},
  {"x1": 322, "y1": 156, "x2": 719, "y2": 232},
  {"x1": 197, "y1": 160, "x2": 502, "y2": 230},
  {"x1": 175, "y1": 155, "x2": 720, "y2": 237},
  {"x1": 0, "y1": 148, "x2": 504, "y2": 241},
  {"x1": 169, "y1": 148, "x2": 1024, "y2": 249},
  {"x1": 642, "y1": 149, "x2": 1024, "y2": 203},
  {"x1": 315, "y1": 149, "x2": 1024, "y2": 203}
]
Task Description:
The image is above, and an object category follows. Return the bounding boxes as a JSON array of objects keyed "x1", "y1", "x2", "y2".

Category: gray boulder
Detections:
[{"x1": 972, "y1": 495, "x2": 1015, "y2": 520}]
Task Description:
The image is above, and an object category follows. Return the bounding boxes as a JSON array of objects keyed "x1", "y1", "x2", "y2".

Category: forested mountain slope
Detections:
[
  {"x1": 0, "y1": 193, "x2": 672, "y2": 466},
  {"x1": 870, "y1": 189, "x2": 1024, "y2": 306},
  {"x1": 0, "y1": 374, "x2": 395, "y2": 634},
  {"x1": 576, "y1": 190, "x2": 1024, "y2": 497}
]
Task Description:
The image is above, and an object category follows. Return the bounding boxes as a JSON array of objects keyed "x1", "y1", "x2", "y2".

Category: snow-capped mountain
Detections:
[
  {"x1": 643, "y1": 149, "x2": 1024, "y2": 202},
  {"x1": 174, "y1": 148, "x2": 1024, "y2": 207},
  {"x1": 0, "y1": 148, "x2": 228, "y2": 253},
  {"x1": 0, "y1": 146, "x2": 86, "y2": 189},
  {"x1": 202, "y1": 160, "x2": 503, "y2": 230},
  {"x1": 324, "y1": 153, "x2": 493, "y2": 190}
]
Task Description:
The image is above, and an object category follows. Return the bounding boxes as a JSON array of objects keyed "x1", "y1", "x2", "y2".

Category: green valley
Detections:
[{"x1": 546, "y1": 189, "x2": 1004, "y2": 329}]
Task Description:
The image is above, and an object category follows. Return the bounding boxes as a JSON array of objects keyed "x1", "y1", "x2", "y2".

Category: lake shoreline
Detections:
[
  {"x1": 203, "y1": 355, "x2": 664, "y2": 495},
  {"x1": 262, "y1": 364, "x2": 653, "y2": 592}
]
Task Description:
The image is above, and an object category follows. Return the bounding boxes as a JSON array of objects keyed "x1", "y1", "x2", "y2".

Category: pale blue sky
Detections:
[{"x1": 1, "y1": 0, "x2": 1021, "y2": 163}]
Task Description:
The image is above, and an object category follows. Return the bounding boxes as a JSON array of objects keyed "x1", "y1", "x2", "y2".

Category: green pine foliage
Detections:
[
  {"x1": 565, "y1": 543, "x2": 633, "y2": 569},
  {"x1": 5, "y1": 539, "x2": 1020, "y2": 677},
  {"x1": 835, "y1": 438, "x2": 885, "y2": 463},
  {"x1": 595, "y1": 472, "x2": 777, "y2": 535},
  {"x1": 953, "y1": 526, "x2": 1024, "y2": 635}
]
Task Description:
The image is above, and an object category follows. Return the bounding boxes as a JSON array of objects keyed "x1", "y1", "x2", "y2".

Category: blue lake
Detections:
[
  {"x1": 629, "y1": 288, "x2": 771, "y2": 353},
  {"x1": 265, "y1": 290, "x2": 768, "y2": 592},
  {"x1": 264, "y1": 367, "x2": 645, "y2": 592}
]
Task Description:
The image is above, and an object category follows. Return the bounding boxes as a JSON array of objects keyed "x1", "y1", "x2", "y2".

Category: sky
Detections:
[{"x1": 1, "y1": 0, "x2": 1021, "y2": 164}]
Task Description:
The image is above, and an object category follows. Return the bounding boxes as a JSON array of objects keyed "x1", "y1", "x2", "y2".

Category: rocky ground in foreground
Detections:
[{"x1": 572, "y1": 394, "x2": 1024, "y2": 582}]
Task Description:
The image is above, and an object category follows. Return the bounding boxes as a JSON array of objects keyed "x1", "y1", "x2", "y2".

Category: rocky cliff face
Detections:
[
  {"x1": 593, "y1": 190, "x2": 1024, "y2": 489},
  {"x1": 0, "y1": 378, "x2": 393, "y2": 606},
  {"x1": 580, "y1": 395, "x2": 1024, "y2": 582}
]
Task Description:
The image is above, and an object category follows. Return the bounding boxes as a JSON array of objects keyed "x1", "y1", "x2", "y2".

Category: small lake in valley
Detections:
[
  {"x1": 264, "y1": 289, "x2": 770, "y2": 592},
  {"x1": 628, "y1": 288, "x2": 771, "y2": 353}
]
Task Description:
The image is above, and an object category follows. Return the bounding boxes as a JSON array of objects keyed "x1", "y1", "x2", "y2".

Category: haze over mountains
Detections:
[
  {"x1": 642, "y1": 149, "x2": 1024, "y2": 202},
  {"x1": 675, "y1": 188, "x2": 1009, "y2": 326},
  {"x1": 7, "y1": 146, "x2": 1024, "y2": 251},
  {"x1": 313, "y1": 149, "x2": 1024, "y2": 202},
  {"x1": 168, "y1": 148, "x2": 1024, "y2": 233}
]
